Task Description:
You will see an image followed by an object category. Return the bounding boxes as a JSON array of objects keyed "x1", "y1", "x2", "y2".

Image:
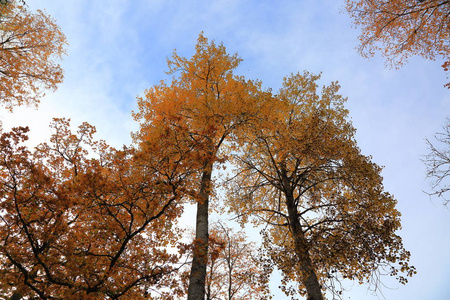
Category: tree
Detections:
[
  {"x1": 207, "y1": 223, "x2": 271, "y2": 300},
  {"x1": 424, "y1": 118, "x2": 450, "y2": 204},
  {"x1": 0, "y1": 0, "x2": 66, "y2": 111},
  {"x1": 346, "y1": 0, "x2": 450, "y2": 87},
  {"x1": 226, "y1": 72, "x2": 415, "y2": 300},
  {"x1": 0, "y1": 118, "x2": 189, "y2": 299},
  {"x1": 133, "y1": 34, "x2": 269, "y2": 300},
  {"x1": 182, "y1": 222, "x2": 271, "y2": 300}
]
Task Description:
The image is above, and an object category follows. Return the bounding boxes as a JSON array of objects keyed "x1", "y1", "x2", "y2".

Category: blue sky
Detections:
[{"x1": 2, "y1": 0, "x2": 450, "y2": 299}]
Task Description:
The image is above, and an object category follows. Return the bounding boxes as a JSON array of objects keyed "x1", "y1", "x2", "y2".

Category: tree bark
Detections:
[
  {"x1": 283, "y1": 174, "x2": 324, "y2": 300},
  {"x1": 187, "y1": 163, "x2": 213, "y2": 300}
]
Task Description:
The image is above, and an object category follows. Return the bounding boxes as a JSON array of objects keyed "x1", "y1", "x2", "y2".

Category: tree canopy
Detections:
[
  {"x1": 0, "y1": 0, "x2": 66, "y2": 111},
  {"x1": 0, "y1": 119, "x2": 188, "y2": 299},
  {"x1": 346, "y1": 0, "x2": 450, "y2": 87},
  {"x1": 226, "y1": 72, "x2": 415, "y2": 299}
]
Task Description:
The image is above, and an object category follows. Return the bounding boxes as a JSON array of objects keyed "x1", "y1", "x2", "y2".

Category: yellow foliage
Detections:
[{"x1": 225, "y1": 72, "x2": 415, "y2": 298}]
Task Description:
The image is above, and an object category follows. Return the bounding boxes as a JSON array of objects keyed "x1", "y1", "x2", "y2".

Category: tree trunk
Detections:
[
  {"x1": 227, "y1": 243, "x2": 232, "y2": 300},
  {"x1": 283, "y1": 175, "x2": 324, "y2": 300},
  {"x1": 187, "y1": 163, "x2": 213, "y2": 300}
]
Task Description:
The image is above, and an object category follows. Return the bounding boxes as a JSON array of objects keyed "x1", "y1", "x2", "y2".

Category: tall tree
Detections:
[
  {"x1": 133, "y1": 34, "x2": 268, "y2": 300},
  {"x1": 424, "y1": 118, "x2": 450, "y2": 204},
  {"x1": 0, "y1": 119, "x2": 188, "y2": 299},
  {"x1": 346, "y1": 0, "x2": 450, "y2": 87},
  {"x1": 226, "y1": 72, "x2": 415, "y2": 300},
  {"x1": 0, "y1": 0, "x2": 66, "y2": 111},
  {"x1": 182, "y1": 222, "x2": 271, "y2": 300},
  {"x1": 207, "y1": 223, "x2": 271, "y2": 300}
]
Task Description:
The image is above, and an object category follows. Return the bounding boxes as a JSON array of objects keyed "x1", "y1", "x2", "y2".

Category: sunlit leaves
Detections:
[{"x1": 134, "y1": 34, "x2": 266, "y2": 164}]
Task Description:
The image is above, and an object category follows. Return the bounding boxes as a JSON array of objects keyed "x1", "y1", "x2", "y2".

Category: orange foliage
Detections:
[
  {"x1": 346, "y1": 0, "x2": 450, "y2": 87},
  {"x1": 0, "y1": 0, "x2": 66, "y2": 111},
  {"x1": 133, "y1": 34, "x2": 267, "y2": 166},
  {"x1": 133, "y1": 33, "x2": 271, "y2": 300},
  {"x1": 0, "y1": 119, "x2": 188, "y2": 299}
]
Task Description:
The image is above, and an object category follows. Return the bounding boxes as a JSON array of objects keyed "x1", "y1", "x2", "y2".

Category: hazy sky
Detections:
[{"x1": 2, "y1": 1, "x2": 450, "y2": 299}]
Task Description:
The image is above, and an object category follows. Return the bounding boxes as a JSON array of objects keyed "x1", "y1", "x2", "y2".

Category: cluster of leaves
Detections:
[
  {"x1": 0, "y1": 119, "x2": 192, "y2": 299},
  {"x1": 0, "y1": 0, "x2": 66, "y2": 110},
  {"x1": 346, "y1": 0, "x2": 450, "y2": 87}
]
